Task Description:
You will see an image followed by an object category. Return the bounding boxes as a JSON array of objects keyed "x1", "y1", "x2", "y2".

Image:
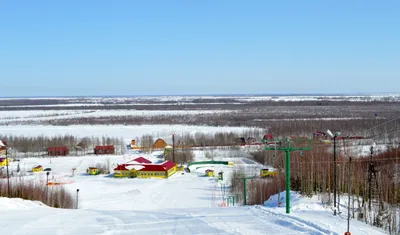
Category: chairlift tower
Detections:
[{"x1": 264, "y1": 137, "x2": 312, "y2": 214}]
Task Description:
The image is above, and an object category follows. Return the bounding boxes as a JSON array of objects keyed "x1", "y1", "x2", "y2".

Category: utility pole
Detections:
[
  {"x1": 274, "y1": 143, "x2": 281, "y2": 206},
  {"x1": 265, "y1": 137, "x2": 312, "y2": 214},
  {"x1": 346, "y1": 157, "x2": 352, "y2": 235},
  {"x1": 338, "y1": 164, "x2": 340, "y2": 214},
  {"x1": 333, "y1": 135, "x2": 337, "y2": 215},
  {"x1": 172, "y1": 134, "x2": 175, "y2": 163},
  {"x1": 6, "y1": 147, "x2": 10, "y2": 197},
  {"x1": 368, "y1": 146, "x2": 374, "y2": 211},
  {"x1": 235, "y1": 176, "x2": 255, "y2": 205}
]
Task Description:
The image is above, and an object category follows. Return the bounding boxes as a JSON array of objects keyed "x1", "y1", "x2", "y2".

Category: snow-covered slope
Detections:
[{"x1": 0, "y1": 151, "x2": 389, "y2": 235}]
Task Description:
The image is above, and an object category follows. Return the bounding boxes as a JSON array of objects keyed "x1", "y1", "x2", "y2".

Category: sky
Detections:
[{"x1": 0, "y1": 0, "x2": 399, "y2": 97}]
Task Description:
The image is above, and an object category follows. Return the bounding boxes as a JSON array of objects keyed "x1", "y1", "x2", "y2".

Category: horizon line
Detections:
[{"x1": 0, "y1": 92, "x2": 400, "y2": 99}]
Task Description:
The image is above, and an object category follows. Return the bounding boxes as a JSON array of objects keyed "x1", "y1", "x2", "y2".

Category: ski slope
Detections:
[{"x1": 0, "y1": 151, "x2": 389, "y2": 234}]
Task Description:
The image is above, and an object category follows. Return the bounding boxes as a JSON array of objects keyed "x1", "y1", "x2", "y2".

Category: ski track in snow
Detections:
[{"x1": 252, "y1": 206, "x2": 338, "y2": 235}]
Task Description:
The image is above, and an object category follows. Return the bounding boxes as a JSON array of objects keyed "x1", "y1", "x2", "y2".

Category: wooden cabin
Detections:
[
  {"x1": 94, "y1": 145, "x2": 115, "y2": 155},
  {"x1": 205, "y1": 169, "x2": 215, "y2": 177},
  {"x1": 48, "y1": 146, "x2": 69, "y2": 156},
  {"x1": 87, "y1": 167, "x2": 99, "y2": 175},
  {"x1": 32, "y1": 165, "x2": 43, "y2": 172}
]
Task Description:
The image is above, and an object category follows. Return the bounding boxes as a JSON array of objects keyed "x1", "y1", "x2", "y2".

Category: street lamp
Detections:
[
  {"x1": 46, "y1": 172, "x2": 50, "y2": 203},
  {"x1": 326, "y1": 129, "x2": 341, "y2": 215},
  {"x1": 76, "y1": 189, "x2": 80, "y2": 209}
]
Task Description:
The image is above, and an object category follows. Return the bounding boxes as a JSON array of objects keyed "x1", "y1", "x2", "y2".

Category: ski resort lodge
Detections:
[{"x1": 113, "y1": 157, "x2": 177, "y2": 179}]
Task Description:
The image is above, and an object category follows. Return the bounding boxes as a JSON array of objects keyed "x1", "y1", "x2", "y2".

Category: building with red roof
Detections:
[
  {"x1": 94, "y1": 145, "x2": 115, "y2": 155},
  {"x1": 126, "y1": 157, "x2": 152, "y2": 164},
  {"x1": 32, "y1": 165, "x2": 43, "y2": 172},
  {"x1": 113, "y1": 164, "x2": 131, "y2": 177},
  {"x1": 0, "y1": 158, "x2": 10, "y2": 167},
  {"x1": 113, "y1": 160, "x2": 177, "y2": 179},
  {"x1": 48, "y1": 146, "x2": 69, "y2": 156}
]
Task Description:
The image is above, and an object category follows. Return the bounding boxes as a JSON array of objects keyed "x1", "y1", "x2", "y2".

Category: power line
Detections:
[
  {"x1": 366, "y1": 127, "x2": 400, "y2": 140},
  {"x1": 363, "y1": 115, "x2": 400, "y2": 140},
  {"x1": 364, "y1": 115, "x2": 400, "y2": 134},
  {"x1": 292, "y1": 156, "x2": 399, "y2": 164}
]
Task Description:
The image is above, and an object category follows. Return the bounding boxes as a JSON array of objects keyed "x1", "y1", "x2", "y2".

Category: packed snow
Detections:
[
  {"x1": 0, "y1": 124, "x2": 390, "y2": 234},
  {"x1": 0, "y1": 149, "x2": 389, "y2": 234}
]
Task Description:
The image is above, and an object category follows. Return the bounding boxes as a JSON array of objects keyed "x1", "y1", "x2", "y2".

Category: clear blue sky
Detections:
[{"x1": 1, "y1": 0, "x2": 399, "y2": 97}]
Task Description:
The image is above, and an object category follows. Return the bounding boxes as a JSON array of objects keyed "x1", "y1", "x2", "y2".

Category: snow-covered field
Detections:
[
  {"x1": 0, "y1": 110, "x2": 230, "y2": 119},
  {"x1": 0, "y1": 109, "x2": 233, "y2": 125},
  {"x1": 0, "y1": 147, "x2": 390, "y2": 234},
  {"x1": 1, "y1": 94, "x2": 400, "y2": 106},
  {"x1": 0, "y1": 110, "x2": 392, "y2": 235}
]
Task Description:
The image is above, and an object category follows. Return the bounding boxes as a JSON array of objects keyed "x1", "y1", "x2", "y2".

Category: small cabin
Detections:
[
  {"x1": 32, "y1": 165, "x2": 43, "y2": 172},
  {"x1": 235, "y1": 137, "x2": 246, "y2": 146},
  {"x1": 87, "y1": 167, "x2": 99, "y2": 175},
  {"x1": 94, "y1": 145, "x2": 115, "y2": 155},
  {"x1": 205, "y1": 169, "x2": 215, "y2": 177},
  {"x1": 48, "y1": 146, "x2": 69, "y2": 156},
  {"x1": 260, "y1": 168, "x2": 277, "y2": 177},
  {"x1": 0, "y1": 158, "x2": 10, "y2": 167}
]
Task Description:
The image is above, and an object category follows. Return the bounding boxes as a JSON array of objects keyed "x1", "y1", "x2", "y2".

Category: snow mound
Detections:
[
  {"x1": 0, "y1": 197, "x2": 47, "y2": 211},
  {"x1": 264, "y1": 191, "x2": 326, "y2": 211}
]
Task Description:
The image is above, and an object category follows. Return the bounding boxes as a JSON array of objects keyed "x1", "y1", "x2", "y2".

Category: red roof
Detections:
[
  {"x1": 139, "y1": 160, "x2": 176, "y2": 172},
  {"x1": 114, "y1": 164, "x2": 129, "y2": 171},
  {"x1": 33, "y1": 165, "x2": 42, "y2": 169},
  {"x1": 0, "y1": 158, "x2": 6, "y2": 162},
  {"x1": 161, "y1": 161, "x2": 176, "y2": 171},
  {"x1": 129, "y1": 157, "x2": 152, "y2": 164}
]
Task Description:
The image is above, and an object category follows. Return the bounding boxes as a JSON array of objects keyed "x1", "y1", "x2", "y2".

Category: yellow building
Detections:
[
  {"x1": 114, "y1": 160, "x2": 177, "y2": 179},
  {"x1": 87, "y1": 167, "x2": 99, "y2": 175},
  {"x1": 136, "y1": 161, "x2": 177, "y2": 179},
  {"x1": 205, "y1": 169, "x2": 215, "y2": 177},
  {"x1": 153, "y1": 138, "x2": 168, "y2": 149},
  {"x1": 0, "y1": 158, "x2": 10, "y2": 167},
  {"x1": 260, "y1": 168, "x2": 277, "y2": 177},
  {"x1": 32, "y1": 165, "x2": 43, "y2": 172},
  {"x1": 177, "y1": 166, "x2": 185, "y2": 171},
  {"x1": 113, "y1": 165, "x2": 131, "y2": 177}
]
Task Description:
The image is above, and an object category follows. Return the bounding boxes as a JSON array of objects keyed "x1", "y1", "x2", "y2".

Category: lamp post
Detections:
[
  {"x1": 76, "y1": 189, "x2": 80, "y2": 209},
  {"x1": 172, "y1": 134, "x2": 175, "y2": 163},
  {"x1": 46, "y1": 172, "x2": 50, "y2": 203},
  {"x1": 346, "y1": 157, "x2": 352, "y2": 234},
  {"x1": 326, "y1": 129, "x2": 341, "y2": 216}
]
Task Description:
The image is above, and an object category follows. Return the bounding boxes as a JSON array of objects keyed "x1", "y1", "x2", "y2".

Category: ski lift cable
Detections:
[
  {"x1": 366, "y1": 127, "x2": 400, "y2": 140},
  {"x1": 364, "y1": 115, "x2": 400, "y2": 137}
]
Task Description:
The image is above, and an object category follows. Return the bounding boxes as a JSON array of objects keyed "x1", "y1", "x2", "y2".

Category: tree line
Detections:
[
  {"x1": 241, "y1": 142, "x2": 400, "y2": 234},
  {"x1": 0, "y1": 134, "x2": 126, "y2": 157}
]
